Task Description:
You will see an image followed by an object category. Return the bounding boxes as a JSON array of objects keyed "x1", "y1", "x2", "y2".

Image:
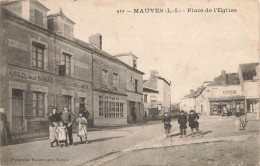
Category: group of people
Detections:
[
  {"x1": 162, "y1": 110, "x2": 202, "y2": 138},
  {"x1": 48, "y1": 107, "x2": 89, "y2": 147}
]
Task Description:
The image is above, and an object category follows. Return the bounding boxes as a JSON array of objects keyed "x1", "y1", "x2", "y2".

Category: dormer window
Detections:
[
  {"x1": 34, "y1": 9, "x2": 43, "y2": 27},
  {"x1": 64, "y1": 24, "x2": 71, "y2": 38},
  {"x1": 133, "y1": 59, "x2": 137, "y2": 69}
]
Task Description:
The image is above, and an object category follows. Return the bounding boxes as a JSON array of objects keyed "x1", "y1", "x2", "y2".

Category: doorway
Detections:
[{"x1": 12, "y1": 89, "x2": 24, "y2": 133}]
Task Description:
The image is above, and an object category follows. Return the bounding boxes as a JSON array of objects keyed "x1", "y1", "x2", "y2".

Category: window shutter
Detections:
[
  {"x1": 74, "y1": 97, "x2": 80, "y2": 116},
  {"x1": 71, "y1": 56, "x2": 75, "y2": 77},
  {"x1": 47, "y1": 93, "x2": 55, "y2": 115},
  {"x1": 44, "y1": 48, "x2": 48, "y2": 70},
  {"x1": 24, "y1": 91, "x2": 33, "y2": 118},
  {"x1": 56, "y1": 94, "x2": 64, "y2": 113}
]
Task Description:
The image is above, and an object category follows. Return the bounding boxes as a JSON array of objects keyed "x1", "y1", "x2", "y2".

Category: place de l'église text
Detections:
[{"x1": 117, "y1": 8, "x2": 237, "y2": 14}]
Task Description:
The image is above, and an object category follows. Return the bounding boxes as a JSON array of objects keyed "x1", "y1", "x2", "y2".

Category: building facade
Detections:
[
  {"x1": 143, "y1": 70, "x2": 171, "y2": 116},
  {"x1": 0, "y1": 0, "x2": 145, "y2": 136},
  {"x1": 114, "y1": 52, "x2": 144, "y2": 123}
]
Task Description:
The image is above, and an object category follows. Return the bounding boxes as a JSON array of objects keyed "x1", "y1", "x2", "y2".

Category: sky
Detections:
[{"x1": 40, "y1": 0, "x2": 259, "y2": 103}]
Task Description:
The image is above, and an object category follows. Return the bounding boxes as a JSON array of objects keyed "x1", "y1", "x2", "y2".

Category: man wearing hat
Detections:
[
  {"x1": 188, "y1": 110, "x2": 202, "y2": 137},
  {"x1": 178, "y1": 110, "x2": 187, "y2": 138},
  {"x1": 162, "y1": 112, "x2": 172, "y2": 138},
  {"x1": 61, "y1": 107, "x2": 75, "y2": 145}
]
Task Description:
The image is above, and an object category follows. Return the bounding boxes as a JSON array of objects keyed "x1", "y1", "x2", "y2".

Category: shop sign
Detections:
[
  {"x1": 223, "y1": 90, "x2": 237, "y2": 94},
  {"x1": 9, "y1": 69, "x2": 88, "y2": 89}
]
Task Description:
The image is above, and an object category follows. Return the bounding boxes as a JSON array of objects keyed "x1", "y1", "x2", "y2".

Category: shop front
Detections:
[
  {"x1": 7, "y1": 67, "x2": 92, "y2": 134},
  {"x1": 209, "y1": 97, "x2": 245, "y2": 116}
]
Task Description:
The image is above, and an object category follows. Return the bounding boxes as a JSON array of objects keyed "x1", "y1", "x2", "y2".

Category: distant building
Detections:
[
  {"x1": 143, "y1": 70, "x2": 171, "y2": 116},
  {"x1": 238, "y1": 63, "x2": 260, "y2": 119}
]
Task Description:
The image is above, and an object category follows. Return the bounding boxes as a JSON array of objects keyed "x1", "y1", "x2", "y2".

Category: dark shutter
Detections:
[
  {"x1": 56, "y1": 94, "x2": 64, "y2": 113},
  {"x1": 47, "y1": 93, "x2": 55, "y2": 114},
  {"x1": 74, "y1": 97, "x2": 80, "y2": 116},
  {"x1": 24, "y1": 91, "x2": 33, "y2": 119}
]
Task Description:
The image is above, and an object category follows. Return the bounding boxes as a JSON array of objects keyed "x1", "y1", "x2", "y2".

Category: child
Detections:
[
  {"x1": 56, "y1": 121, "x2": 68, "y2": 147},
  {"x1": 188, "y1": 110, "x2": 202, "y2": 137},
  {"x1": 178, "y1": 110, "x2": 187, "y2": 138},
  {"x1": 162, "y1": 112, "x2": 172, "y2": 138},
  {"x1": 76, "y1": 113, "x2": 88, "y2": 144}
]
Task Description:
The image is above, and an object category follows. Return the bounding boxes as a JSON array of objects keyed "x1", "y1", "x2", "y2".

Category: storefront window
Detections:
[
  {"x1": 32, "y1": 92, "x2": 45, "y2": 118},
  {"x1": 99, "y1": 96, "x2": 124, "y2": 118}
]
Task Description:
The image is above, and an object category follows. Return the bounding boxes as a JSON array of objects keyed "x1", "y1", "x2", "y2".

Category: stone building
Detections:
[
  {"x1": 0, "y1": 0, "x2": 144, "y2": 136},
  {"x1": 143, "y1": 70, "x2": 171, "y2": 116},
  {"x1": 114, "y1": 52, "x2": 144, "y2": 124}
]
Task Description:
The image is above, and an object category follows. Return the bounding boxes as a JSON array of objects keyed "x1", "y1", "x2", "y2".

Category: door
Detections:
[{"x1": 12, "y1": 89, "x2": 24, "y2": 133}]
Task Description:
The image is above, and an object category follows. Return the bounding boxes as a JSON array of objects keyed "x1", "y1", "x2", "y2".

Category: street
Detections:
[{"x1": 0, "y1": 117, "x2": 259, "y2": 166}]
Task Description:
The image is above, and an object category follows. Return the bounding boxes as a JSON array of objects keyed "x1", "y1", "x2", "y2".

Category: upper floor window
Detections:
[
  {"x1": 113, "y1": 73, "x2": 119, "y2": 90},
  {"x1": 34, "y1": 9, "x2": 43, "y2": 27},
  {"x1": 135, "y1": 79, "x2": 138, "y2": 92},
  {"x1": 144, "y1": 94, "x2": 148, "y2": 102},
  {"x1": 102, "y1": 69, "x2": 108, "y2": 87},
  {"x1": 133, "y1": 60, "x2": 137, "y2": 69},
  {"x1": 32, "y1": 42, "x2": 44, "y2": 69},
  {"x1": 62, "y1": 53, "x2": 71, "y2": 76}
]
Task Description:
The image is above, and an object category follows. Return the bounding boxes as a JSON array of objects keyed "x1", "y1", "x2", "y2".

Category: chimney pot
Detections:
[{"x1": 89, "y1": 33, "x2": 102, "y2": 49}]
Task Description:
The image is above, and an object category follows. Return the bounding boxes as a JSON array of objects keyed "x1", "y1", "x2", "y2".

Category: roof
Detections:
[
  {"x1": 184, "y1": 86, "x2": 206, "y2": 99},
  {"x1": 2, "y1": 0, "x2": 49, "y2": 11},
  {"x1": 114, "y1": 52, "x2": 138, "y2": 59},
  {"x1": 143, "y1": 87, "x2": 159, "y2": 93},
  {"x1": 48, "y1": 8, "x2": 75, "y2": 24},
  {"x1": 157, "y1": 76, "x2": 171, "y2": 86},
  {"x1": 73, "y1": 38, "x2": 145, "y2": 75},
  {"x1": 239, "y1": 63, "x2": 259, "y2": 81},
  {"x1": 209, "y1": 73, "x2": 240, "y2": 86}
]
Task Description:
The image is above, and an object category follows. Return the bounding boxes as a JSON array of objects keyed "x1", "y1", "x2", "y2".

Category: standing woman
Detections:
[
  {"x1": 48, "y1": 108, "x2": 60, "y2": 147},
  {"x1": 0, "y1": 108, "x2": 11, "y2": 146}
]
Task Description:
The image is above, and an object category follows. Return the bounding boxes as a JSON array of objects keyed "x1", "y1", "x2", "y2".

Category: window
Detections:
[
  {"x1": 135, "y1": 79, "x2": 138, "y2": 92},
  {"x1": 98, "y1": 96, "x2": 124, "y2": 118},
  {"x1": 113, "y1": 73, "x2": 119, "y2": 90},
  {"x1": 63, "y1": 95, "x2": 72, "y2": 110},
  {"x1": 102, "y1": 69, "x2": 108, "y2": 87},
  {"x1": 32, "y1": 42, "x2": 44, "y2": 69},
  {"x1": 133, "y1": 59, "x2": 137, "y2": 69},
  {"x1": 62, "y1": 53, "x2": 71, "y2": 76},
  {"x1": 34, "y1": 9, "x2": 43, "y2": 26},
  {"x1": 33, "y1": 92, "x2": 45, "y2": 118},
  {"x1": 144, "y1": 94, "x2": 148, "y2": 102},
  {"x1": 64, "y1": 24, "x2": 71, "y2": 38}
]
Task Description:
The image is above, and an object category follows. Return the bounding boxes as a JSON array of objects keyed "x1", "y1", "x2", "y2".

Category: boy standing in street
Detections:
[
  {"x1": 162, "y1": 112, "x2": 172, "y2": 138},
  {"x1": 178, "y1": 110, "x2": 187, "y2": 138}
]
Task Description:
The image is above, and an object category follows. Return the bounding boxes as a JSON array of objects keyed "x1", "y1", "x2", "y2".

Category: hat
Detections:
[
  {"x1": 164, "y1": 112, "x2": 168, "y2": 114},
  {"x1": 180, "y1": 110, "x2": 184, "y2": 113},
  {"x1": 190, "y1": 110, "x2": 195, "y2": 112}
]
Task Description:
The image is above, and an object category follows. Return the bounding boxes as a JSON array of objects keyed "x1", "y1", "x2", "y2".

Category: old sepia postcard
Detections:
[{"x1": 0, "y1": 0, "x2": 259, "y2": 165}]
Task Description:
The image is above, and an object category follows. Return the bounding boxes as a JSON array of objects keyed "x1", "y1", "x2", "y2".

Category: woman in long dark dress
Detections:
[
  {"x1": 0, "y1": 108, "x2": 11, "y2": 146},
  {"x1": 48, "y1": 108, "x2": 60, "y2": 147}
]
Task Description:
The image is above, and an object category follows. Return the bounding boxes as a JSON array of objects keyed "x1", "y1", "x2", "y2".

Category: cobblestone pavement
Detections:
[{"x1": 0, "y1": 116, "x2": 259, "y2": 166}]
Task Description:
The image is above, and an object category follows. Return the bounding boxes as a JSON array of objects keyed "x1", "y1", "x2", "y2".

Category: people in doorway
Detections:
[
  {"x1": 48, "y1": 108, "x2": 60, "y2": 147},
  {"x1": 0, "y1": 108, "x2": 11, "y2": 146},
  {"x1": 144, "y1": 111, "x2": 147, "y2": 124},
  {"x1": 178, "y1": 110, "x2": 187, "y2": 138},
  {"x1": 76, "y1": 113, "x2": 88, "y2": 144},
  {"x1": 61, "y1": 107, "x2": 75, "y2": 146},
  {"x1": 162, "y1": 112, "x2": 172, "y2": 138},
  {"x1": 80, "y1": 106, "x2": 90, "y2": 121},
  {"x1": 188, "y1": 110, "x2": 202, "y2": 137},
  {"x1": 56, "y1": 121, "x2": 68, "y2": 147},
  {"x1": 222, "y1": 106, "x2": 227, "y2": 117}
]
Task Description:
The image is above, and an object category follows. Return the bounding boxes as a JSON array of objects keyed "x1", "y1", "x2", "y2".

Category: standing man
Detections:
[
  {"x1": 62, "y1": 107, "x2": 75, "y2": 146},
  {"x1": 80, "y1": 106, "x2": 90, "y2": 120},
  {"x1": 188, "y1": 110, "x2": 202, "y2": 137},
  {"x1": 132, "y1": 110, "x2": 137, "y2": 124},
  {"x1": 178, "y1": 110, "x2": 187, "y2": 138}
]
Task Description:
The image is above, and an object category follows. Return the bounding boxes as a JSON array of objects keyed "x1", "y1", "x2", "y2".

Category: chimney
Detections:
[
  {"x1": 221, "y1": 70, "x2": 227, "y2": 85},
  {"x1": 89, "y1": 33, "x2": 102, "y2": 49},
  {"x1": 150, "y1": 70, "x2": 159, "y2": 78}
]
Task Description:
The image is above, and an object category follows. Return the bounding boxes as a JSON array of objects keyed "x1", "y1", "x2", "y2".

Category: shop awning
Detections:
[{"x1": 209, "y1": 96, "x2": 245, "y2": 102}]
